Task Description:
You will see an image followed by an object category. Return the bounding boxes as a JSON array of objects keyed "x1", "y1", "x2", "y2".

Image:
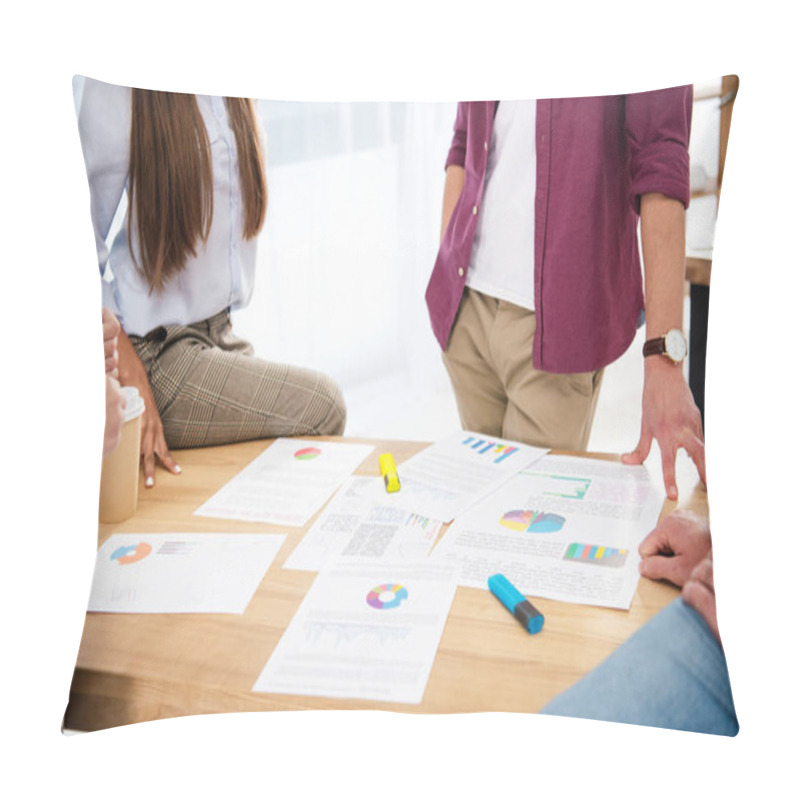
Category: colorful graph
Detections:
[
  {"x1": 500, "y1": 509, "x2": 566, "y2": 533},
  {"x1": 462, "y1": 435, "x2": 519, "y2": 464},
  {"x1": 294, "y1": 447, "x2": 322, "y2": 461},
  {"x1": 110, "y1": 542, "x2": 152, "y2": 565},
  {"x1": 366, "y1": 583, "x2": 409, "y2": 610},
  {"x1": 563, "y1": 543, "x2": 627, "y2": 568},
  {"x1": 530, "y1": 473, "x2": 591, "y2": 499}
]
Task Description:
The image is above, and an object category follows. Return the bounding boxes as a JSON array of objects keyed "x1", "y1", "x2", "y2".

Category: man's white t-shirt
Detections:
[{"x1": 467, "y1": 100, "x2": 537, "y2": 311}]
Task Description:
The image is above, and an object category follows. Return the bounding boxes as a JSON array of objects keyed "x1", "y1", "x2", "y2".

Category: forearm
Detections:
[
  {"x1": 116, "y1": 326, "x2": 148, "y2": 387},
  {"x1": 440, "y1": 165, "x2": 465, "y2": 242},
  {"x1": 640, "y1": 192, "x2": 686, "y2": 339}
]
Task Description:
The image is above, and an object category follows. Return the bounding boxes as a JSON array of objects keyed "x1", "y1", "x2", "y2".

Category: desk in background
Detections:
[{"x1": 65, "y1": 437, "x2": 706, "y2": 731}]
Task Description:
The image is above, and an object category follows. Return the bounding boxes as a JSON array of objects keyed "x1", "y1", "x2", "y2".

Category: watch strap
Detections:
[{"x1": 642, "y1": 337, "x2": 667, "y2": 358}]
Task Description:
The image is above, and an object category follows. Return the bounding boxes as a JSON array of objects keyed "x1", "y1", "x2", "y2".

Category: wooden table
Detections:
[{"x1": 64, "y1": 437, "x2": 707, "y2": 731}]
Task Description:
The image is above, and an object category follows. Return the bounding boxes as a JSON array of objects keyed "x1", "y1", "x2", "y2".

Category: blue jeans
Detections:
[{"x1": 540, "y1": 598, "x2": 739, "y2": 736}]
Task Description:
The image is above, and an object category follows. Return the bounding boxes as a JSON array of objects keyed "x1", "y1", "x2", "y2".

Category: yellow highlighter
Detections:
[{"x1": 379, "y1": 452, "x2": 401, "y2": 493}]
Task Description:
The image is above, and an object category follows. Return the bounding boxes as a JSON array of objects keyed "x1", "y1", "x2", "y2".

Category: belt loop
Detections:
[
  {"x1": 145, "y1": 325, "x2": 168, "y2": 343},
  {"x1": 208, "y1": 307, "x2": 230, "y2": 337}
]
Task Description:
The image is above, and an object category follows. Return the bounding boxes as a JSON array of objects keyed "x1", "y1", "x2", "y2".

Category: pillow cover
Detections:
[{"x1": 64, "y1": 75, "x2": 738, "y2": 738}]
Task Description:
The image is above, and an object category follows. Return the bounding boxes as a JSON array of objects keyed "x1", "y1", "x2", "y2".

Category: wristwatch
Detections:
[{"x1": 642, "y1": 329, "x2": 687, "y2": 364}]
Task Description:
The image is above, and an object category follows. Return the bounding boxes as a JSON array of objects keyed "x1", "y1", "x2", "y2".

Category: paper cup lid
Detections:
[{"x1": 120, "y1": 386, "x2": 146, "y2": 422}]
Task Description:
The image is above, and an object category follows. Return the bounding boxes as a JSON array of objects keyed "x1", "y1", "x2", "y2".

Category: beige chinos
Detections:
[{"x1": 442, "y1": 288, "x2": 603, "y2": 451}]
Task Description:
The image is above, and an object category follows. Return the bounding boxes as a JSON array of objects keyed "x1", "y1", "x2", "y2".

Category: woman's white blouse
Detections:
[{"x1": 77, "y1": 77, "x2": 260, "y2": 336}]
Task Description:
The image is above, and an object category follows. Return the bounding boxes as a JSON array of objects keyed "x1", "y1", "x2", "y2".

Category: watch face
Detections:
[{"x1": 664, "y1": 329, "x2": 687, "y2": 362}]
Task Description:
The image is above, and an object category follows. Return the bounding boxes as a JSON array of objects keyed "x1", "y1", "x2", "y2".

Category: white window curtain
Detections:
[
  {"x1": 234, "y1": 100, "x2": 461, "y2": 438},
  {"x1": 687, "y1": 78, "x2": 723, "y2": 258}
]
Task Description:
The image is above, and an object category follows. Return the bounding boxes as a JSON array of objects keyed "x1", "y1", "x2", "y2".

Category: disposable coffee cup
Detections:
[{"x1": 99, "y1": 386, "x2": 145, "y2": 523}]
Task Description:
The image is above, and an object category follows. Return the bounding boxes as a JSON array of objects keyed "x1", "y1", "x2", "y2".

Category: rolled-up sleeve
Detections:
[
  {"x1": 445, "y1": 102, "x2": 469, "y2": 169},
  {"x1": 625, "y1": 85, "x2": 692, "y2": 212}
]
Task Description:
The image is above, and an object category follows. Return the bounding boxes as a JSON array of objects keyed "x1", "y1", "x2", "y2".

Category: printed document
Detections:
[
  {"x1": 284, "y1": 476, "x2": 443, "y2": 571},
  {"x1": 394, "y1": 430, "x2": 548, "y2": 522},
  {"x1": 253, "y1": 561, "x2": 457, "y2": 703},
  {"x1": 88, "y1": 532, "x2": 285, "y2": 613},
  {"x1": 431, "y1": 455, "x2": 663, "y2": 609},
  {"x1": 195, "y1": 438, "x2": 374, "y2": 526}
]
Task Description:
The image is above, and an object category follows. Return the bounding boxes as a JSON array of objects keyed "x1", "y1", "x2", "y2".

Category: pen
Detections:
[
  {"x1": 379, "y1": 452, "x2": 401, "y2": 493},
  {"x1": 488, "y1": 573, "x2": 544, "y2": 634}
]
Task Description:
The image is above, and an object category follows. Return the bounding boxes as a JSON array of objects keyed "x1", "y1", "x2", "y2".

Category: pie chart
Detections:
[
  {"x1": 294, "y1": 447, "x2": 322, "y2": 461},
  {"x1": 366, "y1": 583, "x2": 408, "y2": 610},
  {"x1": 110, "y1": 542, "x2": 152, "y2": 565},
  {"x1": 500, "y1": 510, "x2": 565, "y2": 534}
]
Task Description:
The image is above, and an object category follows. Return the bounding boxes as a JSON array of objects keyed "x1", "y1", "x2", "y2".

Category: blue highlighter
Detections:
[{"x1": 488, "y1": 573, "x2": 544, "y2": 634}]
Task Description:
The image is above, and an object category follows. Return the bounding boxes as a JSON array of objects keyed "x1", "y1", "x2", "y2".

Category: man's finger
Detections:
[
  {"x1": 622, "y1": 431, "x2": 652, "y2": 466},
  {"x1": 684, "y1": 432, "x2": 707, "y2": 488},
  {"x1": 638, "y1": 526, "x2": 670, "y2": 558},
  {"x1": 639, "y1": 553, "x2": 682, "y2": 584},
  {"x1": 659, "y1": 442, "x2": 678, "y2": 500}
]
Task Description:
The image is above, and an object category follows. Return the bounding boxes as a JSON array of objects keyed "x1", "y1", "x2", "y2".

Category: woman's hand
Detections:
[
  {"x1": 102, "y1": 307, "x2": 121, "y2": 377},
  {"x1": 116, "y1": 328, "x2": 181, "y2": 487},
  {"x1": 103, "y1": 374, "x2": 126, "y2": 456}
]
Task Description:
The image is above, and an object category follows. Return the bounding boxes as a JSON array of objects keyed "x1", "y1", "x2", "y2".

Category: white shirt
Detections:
[
  {"x1": 77, "y1": 77, "x2": 261, "y2": 336},
  {"x1": 466, "y1": 100, "x2": 536, "y2": 311}
]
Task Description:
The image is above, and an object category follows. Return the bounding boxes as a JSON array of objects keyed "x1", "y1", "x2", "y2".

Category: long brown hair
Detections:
[{"x1": 128, "y1": 89, "x2": 268, "y2": 292}]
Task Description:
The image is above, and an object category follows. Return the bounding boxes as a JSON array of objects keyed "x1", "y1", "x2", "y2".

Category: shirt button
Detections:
[
  {"x1": 458, "y1": 267, "x2": 464, "y2": 277},
  {"x1": 472, "y1": 205, "x2": 478, "y2": 215},
  {"x1": 484, "y1": 141, "x2": 488, "y2": 151}
]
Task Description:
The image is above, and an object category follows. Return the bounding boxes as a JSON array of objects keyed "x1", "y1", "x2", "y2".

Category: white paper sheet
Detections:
[
  {"x1": 194, "y1": 438, "x2": 374, "y2": 526},
  {"x1": 430, "y1": 455, "x2": 664, "y2": 609},
  {"x1": 253, "y1": 561, "x2": 457, "y2": 703},
  {"x1": 88, "y1": 532, "x2": 286, "y2": 613},
  {"x1": 394, "y1": 430, "x2": 549, "y2": 521},
  {"x1": 283, "y1": 476, "x2": 443, "y2": 571}
]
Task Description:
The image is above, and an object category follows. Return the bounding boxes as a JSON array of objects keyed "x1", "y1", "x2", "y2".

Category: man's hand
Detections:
[
  {"x1": 116, "y1": 328, "x2": 181, "y2": 487},
  {"x1": 626, "y1": 192, "x2": 706, "y2": 500},
  {"x1": 682, "y1": 556, "x2": 720, "y2": 643},
  {"x1": 638, "y1": 509, "x2": 712, "y2": 587},
  {"x1": 623, "y1": 356, "x2": 706, "y2": 499}
]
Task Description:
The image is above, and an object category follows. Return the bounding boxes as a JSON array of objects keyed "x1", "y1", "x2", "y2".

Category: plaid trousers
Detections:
[{"x1": 131, "y1": 310, "x2": 346, "y2": 449}]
